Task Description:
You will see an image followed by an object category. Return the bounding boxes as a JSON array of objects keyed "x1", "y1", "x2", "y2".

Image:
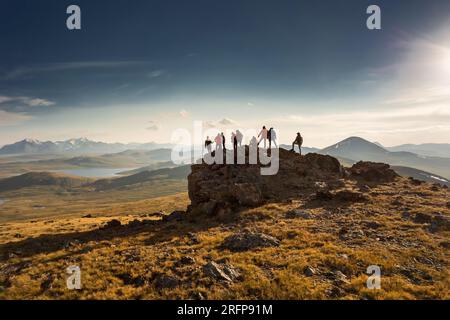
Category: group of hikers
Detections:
[{"x1": 204, "y1": 126, "x2": 304, "y2": 155}]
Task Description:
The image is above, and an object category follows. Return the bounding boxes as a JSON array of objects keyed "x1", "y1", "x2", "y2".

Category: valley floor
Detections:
[{"x1": 0, "y1": 178, "x2": 448, "y2": 300}]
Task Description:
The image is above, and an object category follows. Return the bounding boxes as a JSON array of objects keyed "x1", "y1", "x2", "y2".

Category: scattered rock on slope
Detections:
[
  {"x1": 285, "y1": 209, "x2": 313, "y2": 219},
  {"x1": 221, "y1": 232, "x2": 280, "y2": 252},
  {"x1": 203, "y1": 261, "x2": 240, "y2": 282}
]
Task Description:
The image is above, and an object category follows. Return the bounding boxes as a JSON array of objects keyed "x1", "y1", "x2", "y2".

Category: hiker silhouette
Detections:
[
  {"x1": 268, "y1": 127, "x2": 278, "y2": 149},
  {"x1": 291, "y1": 132, "x2": 303, "y2": 155},
  {"x1": 204, "y1": 136, "x2": 212, "y2": 154},
  {"x1": 257, "y1": 126, "x2": 268, "y2": 149}
]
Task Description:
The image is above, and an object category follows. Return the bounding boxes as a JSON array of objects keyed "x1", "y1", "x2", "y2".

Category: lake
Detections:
[{"x1": 51, "y1": 168, "x2": 135, "y2": 178}]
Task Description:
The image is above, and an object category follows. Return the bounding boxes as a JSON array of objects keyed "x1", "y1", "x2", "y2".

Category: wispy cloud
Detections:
[
  {"x1": 146, "y1": 120, "x2": 160, "y2": 131},
  {"x1": 218, "y1": 118, "x2": 237, "y2": 126},
  {"x1": 147, "y1": 70, "x2": 165, "y2": 78},
  {"x1": 2, "y1": 61, "x2": 149, "y2": 80},
  {"x1": 0, "y1": 110, "x2": 31, "y2": 126},
  {"x1": 0, "y1": 95, "x2": 55, "y2": 108}
]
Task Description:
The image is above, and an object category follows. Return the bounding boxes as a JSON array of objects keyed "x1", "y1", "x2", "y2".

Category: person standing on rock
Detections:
[
  {"x1": 221, "y1": 132, "x2": 226, "y2": 150},
  {"x1": 291, "y1": 132, "x2": 303, "y2": 155},
  {"x1": 231, "y1": 132, "x2": 238, "y2": 151},
  {"x1": 257, "y1": 126, "x2": 268, "y2": 148},
  {"x1": 215, "y1": 133, "x2": 222, "y2": 152},
  {"x1": 268, "y1": 127, "x2": 278, "y2": 149},
  {"x1": 205, "y1": 136, "x2": 212, "y2": 154},
  {"x1": 236, "y1": 130, "x2": 243, "y2": 147}
]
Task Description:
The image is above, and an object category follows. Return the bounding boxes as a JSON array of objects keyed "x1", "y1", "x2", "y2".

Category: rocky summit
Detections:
[{"x1": 187, "y1": 148, "x2": 398, "y2": 216}]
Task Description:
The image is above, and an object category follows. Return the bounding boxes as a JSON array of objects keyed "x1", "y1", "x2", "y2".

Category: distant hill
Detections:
[
  {"x1": 118, "y1": 161, "x2": 177, "y2": 175},
  {"x1": 319, "y1": 137, "x2": 450, "y2": 179},
  {"x1": 0, "y1": 138, "x2": 173, "y2": 155},
  {"x1": 91, "y1": 165, "x2": 191, "y2": 190},
  {"x1": 385, "y1": 143, "x2": 450, "y2": 158},
  {"x1": 14, "y1": 149, "x2": 171, "y2": 169},
  {"x1": 391, "y1": 166, "x2": 449, "y2": 186},
  {"x1": 0, "y1": 172, "x2": 91, "y2": 192}
]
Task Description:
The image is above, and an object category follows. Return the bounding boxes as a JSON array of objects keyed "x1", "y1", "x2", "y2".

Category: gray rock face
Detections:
[
  {"x1": 221, "y1": 232, "x2": 280, "y2": 252},
  {"x1": 203, "y1": 261, "x2": 240, "y2": 282}
]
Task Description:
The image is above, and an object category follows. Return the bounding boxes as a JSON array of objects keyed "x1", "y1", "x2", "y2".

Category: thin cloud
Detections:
[
  {"x1": 0, "y1": 95, "x2": 55, "y2": 108},
  {"x1": 146, "y1": 120, "x2": 160, "y2": 131},
  {"x1": 3, "y1": 61, "x2": 149, "y2": 80},
  {"x1": 218, "y1": 118, "x2": 237, "y2": 126},
  {"x1": 148, "y1": 70, "x2": 165, "y2": 78},
  {"x1": 0, "y1": 110, "x2": 31, "y2": 126}
]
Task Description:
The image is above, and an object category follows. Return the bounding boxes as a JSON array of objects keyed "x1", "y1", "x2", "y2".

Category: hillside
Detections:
[
  {"x1": 319, "y1": 137, "x2": 450, "y2": 179},
  {"x1": 0, "y1": 148, "x2": 175, "y2": 178},
  {"x1": 0, "y1": 172, "x2": 91, "y2": 192},
  {"x1": 92, "y1": 165, "x2": 191, "y2": 191},
  {"x1": 392, "y1": 166, "x2": 450, "y2": 186},
  {"x1": 0, "y1": 149, "x2": 448, "y2": 300},
  {"x1": 386, "y1": 143, "x2": 450, "y2": 158}
]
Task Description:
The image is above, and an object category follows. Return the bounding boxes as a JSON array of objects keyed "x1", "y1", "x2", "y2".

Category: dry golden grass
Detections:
[{"x1": 0, "y1": 178, "x2": 448, "y2": 300}]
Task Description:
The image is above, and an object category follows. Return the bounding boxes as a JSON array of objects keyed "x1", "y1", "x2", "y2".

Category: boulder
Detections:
[
  {"x1": 203, "y1": 261, "x2": 240, "y2": 282},
  {"x1": 102, "y1": 219, "x2": 121, "y2": 229},
  {"x1": 162, "y1": 210, "x2": 185, "y2": 222},
  {"x1": 221, "y1": 232, "x2": 280, "y2": 252},
  {"x1": 414, "y1": 213, "x2": 432, "y2": 224},
  {"x1": 304, "y1": 266, "x2": 317, "y2": 277},
  {"x1": 153, "y1": 273, "x2": 180, "y2": 290},
  {"x1": 178, "y1": 256, "x2": 196, "y2": 266},
  {"x1": 349, "y1": 161, "x2": 398, "y2": 183},
  {"x1": 429, "y1": 214, "x2": 450, "y2": 232},
  {"x1": 285, "y1": 209, "x2": 312, "y2": 219}
]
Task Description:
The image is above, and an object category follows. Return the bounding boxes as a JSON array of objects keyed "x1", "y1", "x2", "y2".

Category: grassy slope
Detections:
[{"x1": 0, "y1": 177, "x2": 448, "y2": 300}]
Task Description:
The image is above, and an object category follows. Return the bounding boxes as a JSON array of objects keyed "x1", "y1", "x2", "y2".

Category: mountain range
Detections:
[
  {"x1": 383, "y1": 143, "x2": 450, "y2": 158},
  {"x1": 0, "y1": 138, "x2": 173, "y2": 155},
  {"x1": 2, "y1": 136, "x2": 450, "y2": 181},
  {"x1": 318, "y1": 137, "x2": 450, "y2": 180}
]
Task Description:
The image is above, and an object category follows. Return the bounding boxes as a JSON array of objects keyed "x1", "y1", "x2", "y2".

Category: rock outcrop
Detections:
[
  {"x1": 348, "y1": 161, "x2": 398, "y2": 183},
  {"x1": 187, "y1": 148, "x2": 400, "y2": 216},
  {"x1": 188, "y1": 148, "x2": 345, "y2": 215}
]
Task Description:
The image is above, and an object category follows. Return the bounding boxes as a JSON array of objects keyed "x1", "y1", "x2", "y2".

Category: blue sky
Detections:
[{"x1": 1, "y1": 0, "x2": 450, "y2": 147}]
